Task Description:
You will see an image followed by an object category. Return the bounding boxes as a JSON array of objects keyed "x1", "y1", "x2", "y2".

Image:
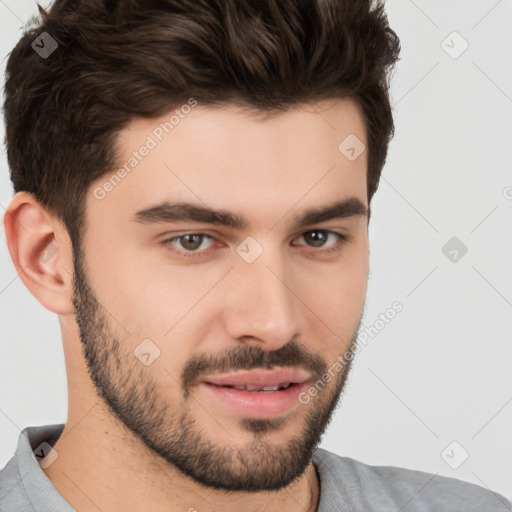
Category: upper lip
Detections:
[{"x1": 202, "y1": 368, "x2": 312, "y2": 387}]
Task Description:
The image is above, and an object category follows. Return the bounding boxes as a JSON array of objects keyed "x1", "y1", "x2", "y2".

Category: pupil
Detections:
[
  {"x1": 182, "y1": 234, "x2": 202, "y2": 250},
  {"x1": 306, "y1": 231, "x2": 326, "y2": 247}
]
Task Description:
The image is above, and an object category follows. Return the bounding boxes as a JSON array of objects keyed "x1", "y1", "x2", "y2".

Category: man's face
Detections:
[{"x1": 72, "y1": 99, "x2": 369, "y2": 491}]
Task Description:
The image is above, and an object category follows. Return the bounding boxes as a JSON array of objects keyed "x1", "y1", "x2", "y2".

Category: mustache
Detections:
[{"x1": 181, "y1": 340, "x2": 327, "y2": 395}]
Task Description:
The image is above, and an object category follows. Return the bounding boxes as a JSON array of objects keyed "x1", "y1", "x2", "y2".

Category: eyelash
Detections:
[{"x1": 160, "y1": 230, "x2": 348, "y2": 259}]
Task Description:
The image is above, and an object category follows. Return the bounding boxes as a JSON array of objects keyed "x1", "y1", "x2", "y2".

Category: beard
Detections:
[{"x1": 71, "y1": 248, "x2": 362, "y2": 492}]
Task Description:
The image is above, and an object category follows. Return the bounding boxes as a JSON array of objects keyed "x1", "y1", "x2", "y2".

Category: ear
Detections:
[{"x1": 3, "y1": 191, "x2": 75, "y2": 315}]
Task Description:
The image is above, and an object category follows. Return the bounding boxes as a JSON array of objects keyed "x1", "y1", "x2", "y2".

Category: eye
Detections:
[
  {"x1": 164, "y1": 233, "x2": 216, "y2": 254},
  {"x1": 293, "y1": 230, "x2": 347, "y2": 252},
  {"x1": 161, "y1": 229, "x2": 348, "y2": 259}
]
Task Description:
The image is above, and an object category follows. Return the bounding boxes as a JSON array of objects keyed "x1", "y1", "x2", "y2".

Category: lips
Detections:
[
  {"x1": 202, "y1": 368, "x2": 312, "y2": 390},
  {"x1": 199, "y1": 369, "x2": 312, "y2": 418}
]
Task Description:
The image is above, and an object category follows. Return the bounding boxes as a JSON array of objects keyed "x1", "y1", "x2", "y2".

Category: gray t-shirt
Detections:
[{"x1": 1, "y1": 424, "x2": 510, "y2": 511}]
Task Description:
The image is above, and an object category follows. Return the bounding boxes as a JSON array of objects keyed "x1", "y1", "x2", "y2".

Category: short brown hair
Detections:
[{"x1": 3, "y1": 0, "x2": 400, "y2": 250}]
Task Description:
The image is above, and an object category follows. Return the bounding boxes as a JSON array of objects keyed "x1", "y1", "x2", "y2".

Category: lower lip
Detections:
[{"x1": 199, "y1": 382, "x2": 309, "y2": 418}]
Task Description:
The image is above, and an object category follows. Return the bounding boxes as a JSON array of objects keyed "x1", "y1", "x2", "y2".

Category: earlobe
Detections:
[{"x1": 3, "y1": 192, "x2": 75, "y2": 315}]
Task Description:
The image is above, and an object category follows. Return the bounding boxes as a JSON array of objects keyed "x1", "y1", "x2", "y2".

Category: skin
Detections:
[{"x1": 4, "y1": 98, "x2": 369, "y2": 512}]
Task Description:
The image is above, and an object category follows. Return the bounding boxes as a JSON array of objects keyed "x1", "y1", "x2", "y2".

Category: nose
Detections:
[{"x1": 221, "y1": 253, "x2": 303, "y2": 351}]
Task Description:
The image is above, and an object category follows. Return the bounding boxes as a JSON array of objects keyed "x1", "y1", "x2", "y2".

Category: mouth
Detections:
[
  {"x1": 202, "y1": 367, "x2": 311, "y2": 388},
  {"x1": 199, "y1": 368, "x2": 312, "y2": 418},
  {"x1": 212, "y1": 382, "x2": 295, "y2": 391}
]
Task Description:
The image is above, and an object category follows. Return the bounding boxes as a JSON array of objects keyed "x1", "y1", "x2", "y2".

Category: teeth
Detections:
[{"x1": 230, "y1": 383, "x2": 292, "y2": 391}]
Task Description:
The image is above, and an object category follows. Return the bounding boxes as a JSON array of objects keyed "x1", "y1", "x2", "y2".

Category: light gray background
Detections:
[{"x1": 1, "y1": 0, "x2": 511, "y2": 502}]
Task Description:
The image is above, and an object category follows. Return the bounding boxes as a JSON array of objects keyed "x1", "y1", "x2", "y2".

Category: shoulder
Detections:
[
  {"x1": 312, "y1": 447, "x2": 512, "y2": 511},
  {"x1": 1, "y1": 424, "x2": 69, "y2": 512},
  {"x1": 0, "y1": 455, "x2": 34, "y2": 511}
]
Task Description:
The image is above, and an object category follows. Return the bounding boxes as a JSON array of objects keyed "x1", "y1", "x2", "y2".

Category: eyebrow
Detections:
[{"x1": 131, "y1": 196, "x2": 368, "y2": 230}]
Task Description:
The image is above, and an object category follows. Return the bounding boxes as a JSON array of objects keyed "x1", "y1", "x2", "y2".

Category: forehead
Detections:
[{"x1": 87, "y1": 99, "x2": 368, "y2": 229}]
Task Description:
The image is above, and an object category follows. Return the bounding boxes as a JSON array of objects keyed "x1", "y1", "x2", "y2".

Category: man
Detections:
[{"x1": 0, "y1": 0, "x2": 510, "y2": 510}]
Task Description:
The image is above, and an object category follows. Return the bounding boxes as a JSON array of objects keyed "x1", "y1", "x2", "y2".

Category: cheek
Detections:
[
  {"x1": 306, "y1": 272, "x2": 365, "y2": 324},
  {"x1": 88, "y1": 237, "x2": 208, "y2": 327},
  {"x1": 90, "y1": 258, "x2": 227, "y2": 372},
  {"x1": 297, "y1": 241, "x2": 368, "y2": 334}
]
